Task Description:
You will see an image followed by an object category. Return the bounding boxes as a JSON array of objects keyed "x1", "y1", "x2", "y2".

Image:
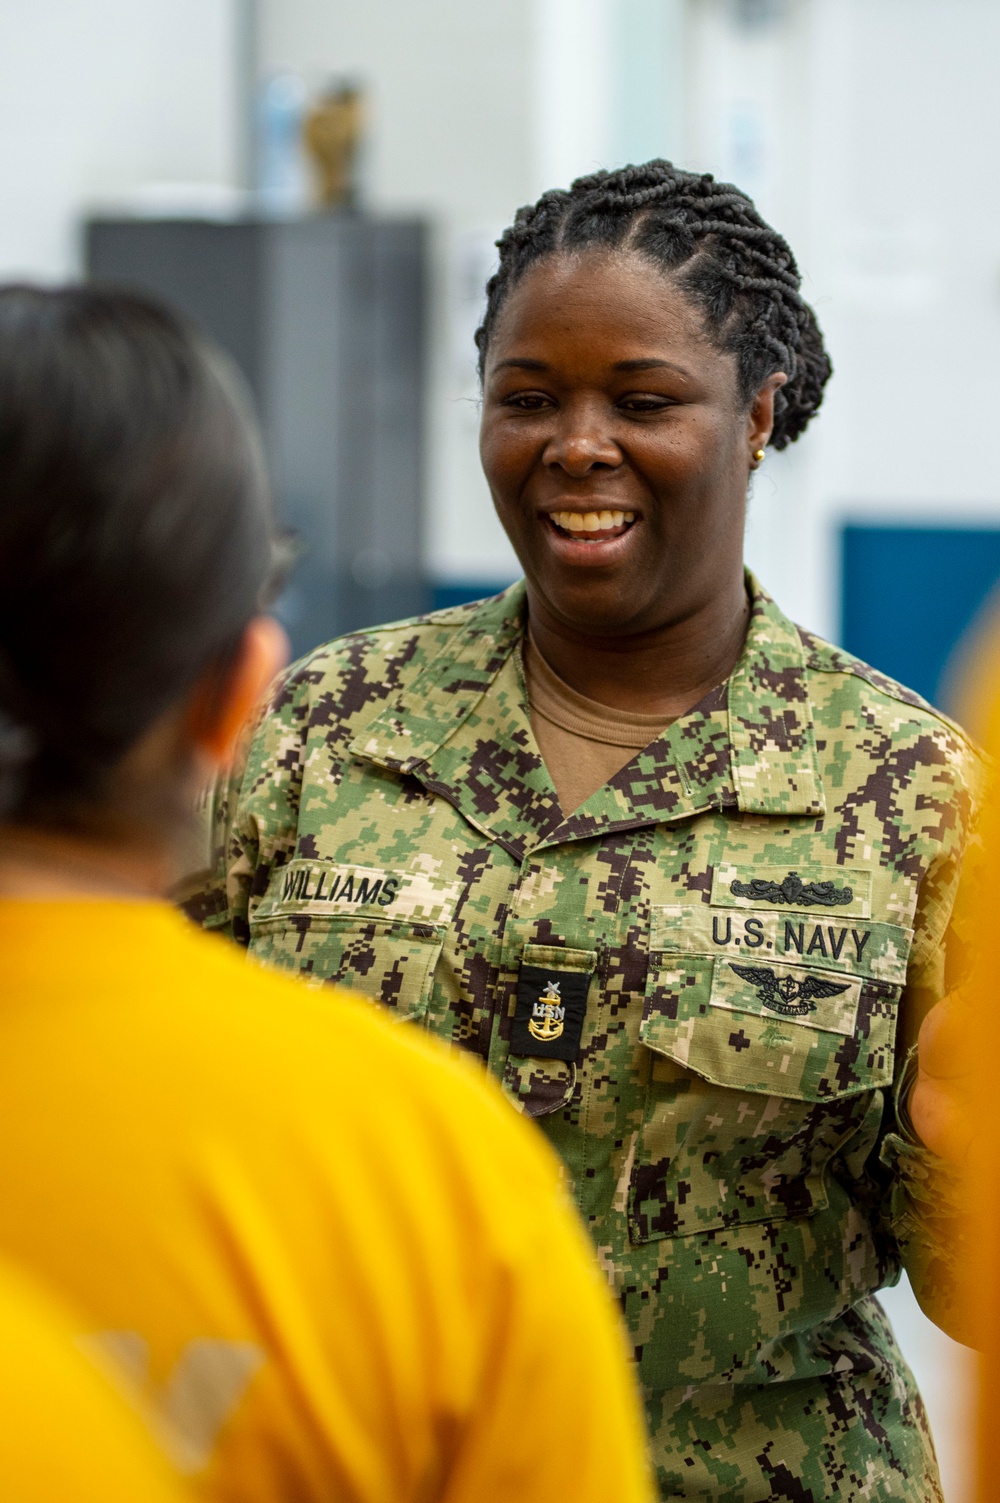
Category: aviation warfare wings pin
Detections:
[
  {"x1": 510, "y1": 964, "x2": 592, "y2": 1060},
  {"x1": 729, "y1": 962, "x2": 850, "y2": 1018}
]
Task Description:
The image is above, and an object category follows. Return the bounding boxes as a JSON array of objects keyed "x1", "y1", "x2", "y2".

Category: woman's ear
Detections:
[
  {"x1": 748, "y1": 371, "x2": 789, "y2": 455},
  {"x1": 187, "y1": 616, "x2": 290, "y2": 767}
]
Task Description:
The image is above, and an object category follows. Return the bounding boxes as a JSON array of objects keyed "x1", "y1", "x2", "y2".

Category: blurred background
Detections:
[{"x1": 0, "y1": 0, "x2": 988, "y2": 1493}]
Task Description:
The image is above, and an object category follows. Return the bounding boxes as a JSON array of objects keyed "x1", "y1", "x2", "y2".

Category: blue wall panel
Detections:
[{"x1": 841, "y1": 524, "x2": 1000, "y2": 707}]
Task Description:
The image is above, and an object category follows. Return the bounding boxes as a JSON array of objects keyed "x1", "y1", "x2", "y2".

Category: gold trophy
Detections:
[{"x1": 303, "y1": 83, "x2": 364, "y2": 210}]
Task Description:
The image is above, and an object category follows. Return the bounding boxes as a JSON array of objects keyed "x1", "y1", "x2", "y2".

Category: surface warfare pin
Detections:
[{"x1": 510, "y1": 964, "x2": 592, "y2": 1061}]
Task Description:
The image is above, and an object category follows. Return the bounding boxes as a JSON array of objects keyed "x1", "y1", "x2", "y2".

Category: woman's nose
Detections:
[{"x1": 541, "y1": 413, "x2": 622, "y2": 476}]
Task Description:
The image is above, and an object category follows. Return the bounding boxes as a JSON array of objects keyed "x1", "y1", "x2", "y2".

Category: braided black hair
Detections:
[{"x1": 475, "y1": 160, "x2": 831, "y2": 450}]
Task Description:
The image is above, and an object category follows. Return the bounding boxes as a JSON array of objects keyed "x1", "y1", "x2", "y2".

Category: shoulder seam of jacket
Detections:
[{"x1": 796, "y1": 628, "x2": 978, "y2": 747}]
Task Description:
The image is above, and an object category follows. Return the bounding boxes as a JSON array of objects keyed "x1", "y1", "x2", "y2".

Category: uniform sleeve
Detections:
[
  {"x1": 879, "y1": 736, "x2": 986, "y2": 1341},
  {"x1": 443, "y1": 1132, "x2": 657, "y2": 1503},
  {"x1": 177, "y1": 672, "x2": 306, "y2": 944},
  {"x1": 173, "y1": 747, "x2": 249, "y2": 937}
]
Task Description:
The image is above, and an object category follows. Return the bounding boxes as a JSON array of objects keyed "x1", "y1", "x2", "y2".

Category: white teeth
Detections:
[{"x1": 549, "y1": 509, "x2": 638, "y2": 535}]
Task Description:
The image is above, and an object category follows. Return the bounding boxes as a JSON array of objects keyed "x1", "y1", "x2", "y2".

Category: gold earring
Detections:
[{"x1": 753, "y1": 448, "x2": 766, "y2": 462}]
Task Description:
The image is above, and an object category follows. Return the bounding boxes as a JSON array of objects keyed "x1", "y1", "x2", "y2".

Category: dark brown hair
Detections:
[{"x1": 0, "y1": 284, "x2": 277, "y2": 822}]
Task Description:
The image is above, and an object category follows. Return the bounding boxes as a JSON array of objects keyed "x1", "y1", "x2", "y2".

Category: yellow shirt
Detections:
[
  {"x1": 0, "y1": 900, "x2": 654, "y2": 1503},
  {"x1": 0, "y1": 1258, "x2": 185, "y2": 1503}
]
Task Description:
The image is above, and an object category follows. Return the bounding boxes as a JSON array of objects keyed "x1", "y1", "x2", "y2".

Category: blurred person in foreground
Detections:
[
  {"x1": 909, "y1": 643, "x2": 1000, "y2": 1503},
  {"x1": 190, "y1": 161, "x2": 983, "y2": 1501},
  {"x1": 0, "y1": 1258, "x2": 189, "y2": 1503},
  {"x1": 0, "y1": 284, "x2": 655, "y2": 1503}
]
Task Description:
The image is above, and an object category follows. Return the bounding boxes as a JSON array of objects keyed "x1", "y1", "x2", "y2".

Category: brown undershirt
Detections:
[{"x1": 523, "y1": 633, "x2": 674, "y2": 817}]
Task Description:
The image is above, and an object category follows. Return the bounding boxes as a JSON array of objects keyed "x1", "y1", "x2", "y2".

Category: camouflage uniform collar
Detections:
[
  {"x1": 726, "y1": 574, "x2": 826, "y2": 819},
  {"x1": 551, "y1": 578, "x2": 825, "y2": 843},
  {"x1": 351, "y1": 575, "x2": 824, "y2": 859},
  {"x1": 351, "y1": 581, "x2": 528, "y2": 770}
]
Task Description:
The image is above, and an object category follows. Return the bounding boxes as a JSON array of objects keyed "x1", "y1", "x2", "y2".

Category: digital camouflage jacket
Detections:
[{"x1": 188, "y1": 577, "x2": 979, "y2": 1502}]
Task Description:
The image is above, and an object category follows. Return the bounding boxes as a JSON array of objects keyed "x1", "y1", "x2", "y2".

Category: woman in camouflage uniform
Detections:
[{"x1": 193, "y1": 163, "x2": 977, "y2": 1501}]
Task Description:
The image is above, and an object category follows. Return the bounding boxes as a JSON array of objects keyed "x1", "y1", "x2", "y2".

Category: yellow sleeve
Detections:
[
  {"x1": 377, "y1": 1035, "x2": 656, "y2": 1503},
  {"x1": 880, "y1": 735, "x2": 987, "y2": 1340},
  {"x1": 446, "y1": 1168, "x2": 656, "y2": 1503},
  {"x1": 0, "y1": 1262, "x2": 187, "y2": 1503},
  {"x1": 299, "y1": 1005, "x2": 658, "y2": 1503}
]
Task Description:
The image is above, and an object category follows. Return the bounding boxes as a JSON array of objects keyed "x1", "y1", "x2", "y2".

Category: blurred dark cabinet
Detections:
[{"x1": 86, "y1": 214, "x2": 429, "y2": 659}]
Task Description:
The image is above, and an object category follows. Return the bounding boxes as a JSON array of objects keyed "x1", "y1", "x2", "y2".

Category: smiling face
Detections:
[{"x1": 479, "y1": 249, "x2": 783, "y2": 642}]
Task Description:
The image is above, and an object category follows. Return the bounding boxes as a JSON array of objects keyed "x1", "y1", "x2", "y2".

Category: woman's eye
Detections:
[
  {"x1": 618, "y1": 395, "x2": 673, "y2": 414},
  {"x1": 503, "y1": 392, "x2": 552, "y2": 411}
]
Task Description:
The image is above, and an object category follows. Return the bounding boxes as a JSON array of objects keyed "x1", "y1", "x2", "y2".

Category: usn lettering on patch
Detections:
[{"x1": 510, "y1": 965, "x2": 592, "y2": 1061}]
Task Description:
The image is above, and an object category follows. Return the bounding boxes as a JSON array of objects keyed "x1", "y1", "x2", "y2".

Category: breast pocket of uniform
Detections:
[
  {"x1": 629, "y1": 864, "x2": 911, "y2": 1246},
  {"x1": 247, "y1": 859, "x2": 463, "y2": 1023}
]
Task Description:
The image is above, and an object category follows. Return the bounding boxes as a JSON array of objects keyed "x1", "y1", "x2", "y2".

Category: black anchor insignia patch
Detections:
[{"x1": 729, "y1": 962, "x2": 850, "y2": 1017}]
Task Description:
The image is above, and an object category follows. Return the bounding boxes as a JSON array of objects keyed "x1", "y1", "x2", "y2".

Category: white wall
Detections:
[
  {"x1": 258, "y1": 0, "x2": 537, "y2": 587},
  {"x1": 682, "y1": 0, "x2": 1000, "y2": 640},
  {"x1": 256, "y1": 0, "x2": 689, "y2": 589},
  {"x1": 259, "y1": 0, "x2": 535, "y2": 223},
  {"x1": 533, "y1": 0, "x2": 616, "y2": 192},
  {"x1": 0, "y1": 0, "x2": 238, "y2": 280},
  {"x1": 878, "y1": 1275, "x2": 975, "y2": 1503}
]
